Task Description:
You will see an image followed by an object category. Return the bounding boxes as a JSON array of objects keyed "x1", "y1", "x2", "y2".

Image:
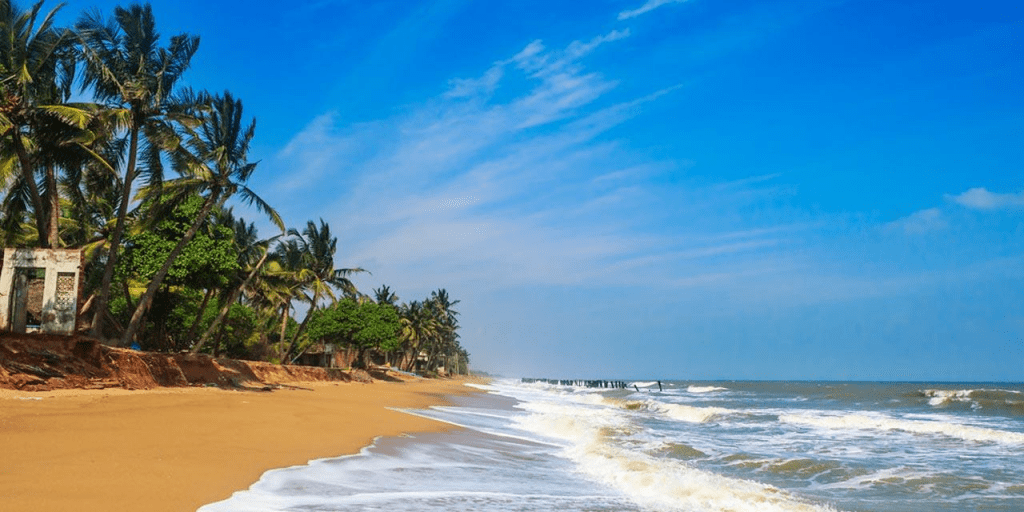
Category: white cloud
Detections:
[
  {"x1": 266, "y1": 22, "x2": 969, "y2": 314},
  {"x1": 264, "y1": 29, "x2": 820, "y2": 296},
  {"x1": 947, "y1": 187, "x2": 1024, "y2": 211},
  {"x1": 445, "y1": 66, "x2": 504, "y2": 99},
  {"x1": 618, "y1": 0, "x2": 690, "y2": 21},
  {"x1": 885, "y1": 208, "x2": 947, "y2": 234}
]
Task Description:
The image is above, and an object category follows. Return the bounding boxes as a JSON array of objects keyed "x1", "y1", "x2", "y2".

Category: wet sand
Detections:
[{"x1": 0, "y1": 378, "x2": 480, "y2": 512}]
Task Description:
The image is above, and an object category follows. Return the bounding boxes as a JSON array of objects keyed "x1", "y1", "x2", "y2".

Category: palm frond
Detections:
[
  {"x1": 236, "y1": 185, "x2": 285, "y2": 232},
  {"x1": 37, "y1": 104, "x2": 91, "y2": 128}
]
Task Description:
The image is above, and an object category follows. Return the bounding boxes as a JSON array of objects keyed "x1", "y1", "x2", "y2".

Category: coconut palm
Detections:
[
  {"x1": 426, "y1": 289, "x2": 459, "y2": 366},
  {"x1": 120, "y1": 90, "x2": 282, "y2": 346},
  {"x1": 0, "y1": 0, "x2": 85, "y2": 247},
  {"x1": 191, "y1": 221, "x2": 281, "y2": 355},
  {"x1": 373, "y1": 285, "x2": 398, "y2": 307},
  {"x1": 281, "y1": 219, "x2": 366, "y2": 362},
  {"x1": 0, "y1": 174, "x2": 33, "y2": 245},
  {"x1": 76, "y1": 3, "x2": 200, "y2": 336},
  {"x1": 397, "y1": 300, "x2": 438, "y2": 372},
  {"x1": 180, "y1": 206, "x2": 246, "y2": 343}
]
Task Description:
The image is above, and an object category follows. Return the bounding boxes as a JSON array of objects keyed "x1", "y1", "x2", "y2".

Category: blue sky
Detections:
[{"x1": 57, "y1": 0, "x2": 1022, "y2": 380}]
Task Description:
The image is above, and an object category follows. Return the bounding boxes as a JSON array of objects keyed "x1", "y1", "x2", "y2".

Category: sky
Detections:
[{"x1": 53, "y1": 0, "x2": 1022, "y2": 381}]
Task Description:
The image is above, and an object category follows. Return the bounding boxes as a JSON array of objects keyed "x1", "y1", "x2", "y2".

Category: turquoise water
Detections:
[{"x1": 201, "y1": 380, "x2": 1024, "y2": 511}]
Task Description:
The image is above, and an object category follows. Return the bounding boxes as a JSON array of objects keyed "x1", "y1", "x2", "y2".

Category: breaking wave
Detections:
[
  {"x1": 688, "y1": 385, "x2": 729, "y2": 393},
  {"x1": 780, "y1": 412, "x2": 1024, "y2": 445},
  {"x1": 659, "y1": 403, "x2": 732, "y2": 423},
  {"x1": 921, "y1": 388, "x2": 1024, "y2": 414},
  {"x1": 515, "y1": 397, "x2": 836, "y2": 511}
]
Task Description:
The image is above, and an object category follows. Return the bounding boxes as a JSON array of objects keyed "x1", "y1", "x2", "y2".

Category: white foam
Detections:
[
  {"x1": 511, "y1": 391, "x2": 838, "y2": 511},
  {"x1": 688, "y1": 385, "x2": 729, "y2": 393},
  {"x1": 923, "y1": 388, "x2": 1022, "y2": 407},
  {"x1": 813, "y1": 465, "x2": 935, "y2": 491},
  {"x1": 659, "y1": 403, "x2": 732, "y2": 423},
  {"x1": 579, "y1": 449, "x2": 838, "y2": 512},
  {"x1": 780, "y1": 412, "x2": 1024, "y2": 445}
]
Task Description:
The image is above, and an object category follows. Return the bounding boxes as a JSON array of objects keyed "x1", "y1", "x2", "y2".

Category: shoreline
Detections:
[{"x1": 0, "y1": 377, "x2": 483, "y2": 512}]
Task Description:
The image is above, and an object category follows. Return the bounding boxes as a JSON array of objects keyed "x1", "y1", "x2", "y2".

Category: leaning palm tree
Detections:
[
  {"x1": 120, "y1": 91, "x2": 282, "y2": 346},
  {"x1": 255, "y1": 247, "x2": 305, "y2": 362},
  {"x1": 282, "y1": 219, "x2": 367, "y2": 361},
  {"x1": 77, "y1": 3, "x2": 200, "y2": 336},
  {"x1": 180, "y1": 207, "x2": 245, "y2": 343},
  {"x1": 190, "y1": 225, "x2": 281, "y2": 355}
]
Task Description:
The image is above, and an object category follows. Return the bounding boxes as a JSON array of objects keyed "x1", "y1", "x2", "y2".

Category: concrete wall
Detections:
[{"x1": 0, "y1": 248, "x2": 82, "y2": 335}]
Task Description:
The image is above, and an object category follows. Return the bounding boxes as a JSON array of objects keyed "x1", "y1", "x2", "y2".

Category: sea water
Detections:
[{"x1": 200, "y1": 380, "x2": 1024, "y2": 512}]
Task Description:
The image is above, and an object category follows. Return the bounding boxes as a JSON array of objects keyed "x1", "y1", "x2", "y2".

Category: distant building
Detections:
[
  {"x1": 0, "y1": 248, "x2": 83, "y2": 335},
  {"x1": 294, "y1": 342, "x2": 359, "y2": 368}
]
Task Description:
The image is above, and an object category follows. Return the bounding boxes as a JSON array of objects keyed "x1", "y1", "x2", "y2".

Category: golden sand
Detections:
[{"x1": 0, "y1": 378, "x2": 480, "y2": 512}]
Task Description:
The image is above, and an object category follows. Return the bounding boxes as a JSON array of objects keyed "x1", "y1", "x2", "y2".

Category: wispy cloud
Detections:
[
  {"x1": 946, "y1": 187, "x2": 1024, "y2": 211},
  {"x1": 618, "y1": 0, "x2": 690, "y2": 21},
  {"x1": 263, "y1": 20, "x2": 1010, "y2": 311},
  {"x1": 885, "y1": 207, "x2": 947, "y2": 234},
  {"x1": 265, "y1": 27, "x2": 815, "y2": 295}
]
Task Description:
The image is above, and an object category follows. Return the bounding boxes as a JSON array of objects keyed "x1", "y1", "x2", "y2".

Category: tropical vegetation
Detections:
[{"x1": 0, "y1": 0, "x2": 469, "y2": 376}]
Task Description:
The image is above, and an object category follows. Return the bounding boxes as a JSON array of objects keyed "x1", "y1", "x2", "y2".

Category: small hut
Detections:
[{"x1": 0, "y1": 248, "x2": 83, "y2": 335}]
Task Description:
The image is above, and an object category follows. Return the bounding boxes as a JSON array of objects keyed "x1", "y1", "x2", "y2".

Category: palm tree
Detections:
[
  {"x1": 0, "y1": 174, "x2": 33, "y2": 245},
  {"x1": 263, "y1": 239, "x2": 305, "y2": 361},
  {"x1": 120, "y1": 91, "x2": 282, "y2": 346},
  {"x1": 0, "y1": 0, "x2": 84, "y2": 248},
  {"x1": 397, "y1": 300, "x2": 438, "y2": 372},
  {"x1": 373, "y1": 285, "x2": 398, "y2": 307},
  {"x1": 424, "y1": 289, "x2": 460, "y2": 373},
  {"x1": 191, "y1": 221, "x2": 281, "y2": 355},
  {"x1": 174, "y1": 206, "x2": 243, "y2": 343},
  {"x1": 77, "y1": 3, "x2": 200, "y2": 337},
  {"x1": 55, "y1": 104, "x2": 124, "y2": 249},
  {"x1": 282, "y1": 219, "x2": 366, "y2": 362}
]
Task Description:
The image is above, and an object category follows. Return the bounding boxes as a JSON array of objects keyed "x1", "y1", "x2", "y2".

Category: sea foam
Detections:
[
  {"x1": 659, "y1": 403, "x2": 732, "y2": 423},
  {"x1": 688, "y1": 385, "x2": 729, "y2": 393},
  {"x1": 514, "y1": 392, "x2": 836, "y2": 511},
  {"x1": 780, "y1": 412, "x2": 1024, "y2": 445}
]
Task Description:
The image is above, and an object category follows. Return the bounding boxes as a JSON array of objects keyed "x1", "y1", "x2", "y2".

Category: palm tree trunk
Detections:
[
  {"x1": 122, "y1": 280, "x2": 134, "y2": 312},
  {"x1": 402, "y1": 343, "x2": 418, "y2": 372},
  {"x1": 279, "y1": 304, "x2": 289, "y2": 362},
  {"x1": 120, "y1": 192, "x2": 223, "y2": 346},
  {"x1": 91, "y1": 127, "x2": 139, "y2": 338},
  {"x1": 10, "y1": 131, "x2": 49, "y2": 248},
  {"x1": 191, "y1": 248, "x2": 272, "y2": 354},
  {"x1": 45, "y1": 162, "x2": 60, "y2": 248},
  {"x1": 183, "y1": 287, "x2": 216, "y2": 343},
  {"x1": 284, "y1": 290, "x2": 319, "y2": 363},
  {"x1": 284, "y1": 290, "x2": 319, "y2": 362}
]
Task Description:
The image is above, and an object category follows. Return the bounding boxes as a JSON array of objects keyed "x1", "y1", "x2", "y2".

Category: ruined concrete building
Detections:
[{"x1": 0, "y1": 248, "x2": 83, "y2": 335}]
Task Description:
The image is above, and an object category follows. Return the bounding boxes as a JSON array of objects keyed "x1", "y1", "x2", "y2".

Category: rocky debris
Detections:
[{"x1": 0, "y1": 333, "x2": 369, "y2": 391}]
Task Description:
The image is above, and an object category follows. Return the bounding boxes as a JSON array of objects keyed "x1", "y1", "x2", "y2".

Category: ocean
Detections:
[{"x1": 199, "y1": 379, "x2": 1024, "y2": 512}]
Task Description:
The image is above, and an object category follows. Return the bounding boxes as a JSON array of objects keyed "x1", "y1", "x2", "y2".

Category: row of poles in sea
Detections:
[{"x1": 521, "y1": 378, "x2": 629, "y2": 389}]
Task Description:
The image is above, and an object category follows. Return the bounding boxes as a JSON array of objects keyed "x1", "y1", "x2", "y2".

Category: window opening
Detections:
[{"x1": 11, "y1": 267, "x2": 46, "y2": 332}]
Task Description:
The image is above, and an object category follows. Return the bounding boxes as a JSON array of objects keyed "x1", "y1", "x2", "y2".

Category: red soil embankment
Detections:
[{"x1": 0, "y1": 333, "x2": 369, "y2": 391}]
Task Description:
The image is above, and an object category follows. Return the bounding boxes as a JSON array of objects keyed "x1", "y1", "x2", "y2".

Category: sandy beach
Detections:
[{"x1": 0, "y1": 378, "x2": 479, "y2": 512}]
